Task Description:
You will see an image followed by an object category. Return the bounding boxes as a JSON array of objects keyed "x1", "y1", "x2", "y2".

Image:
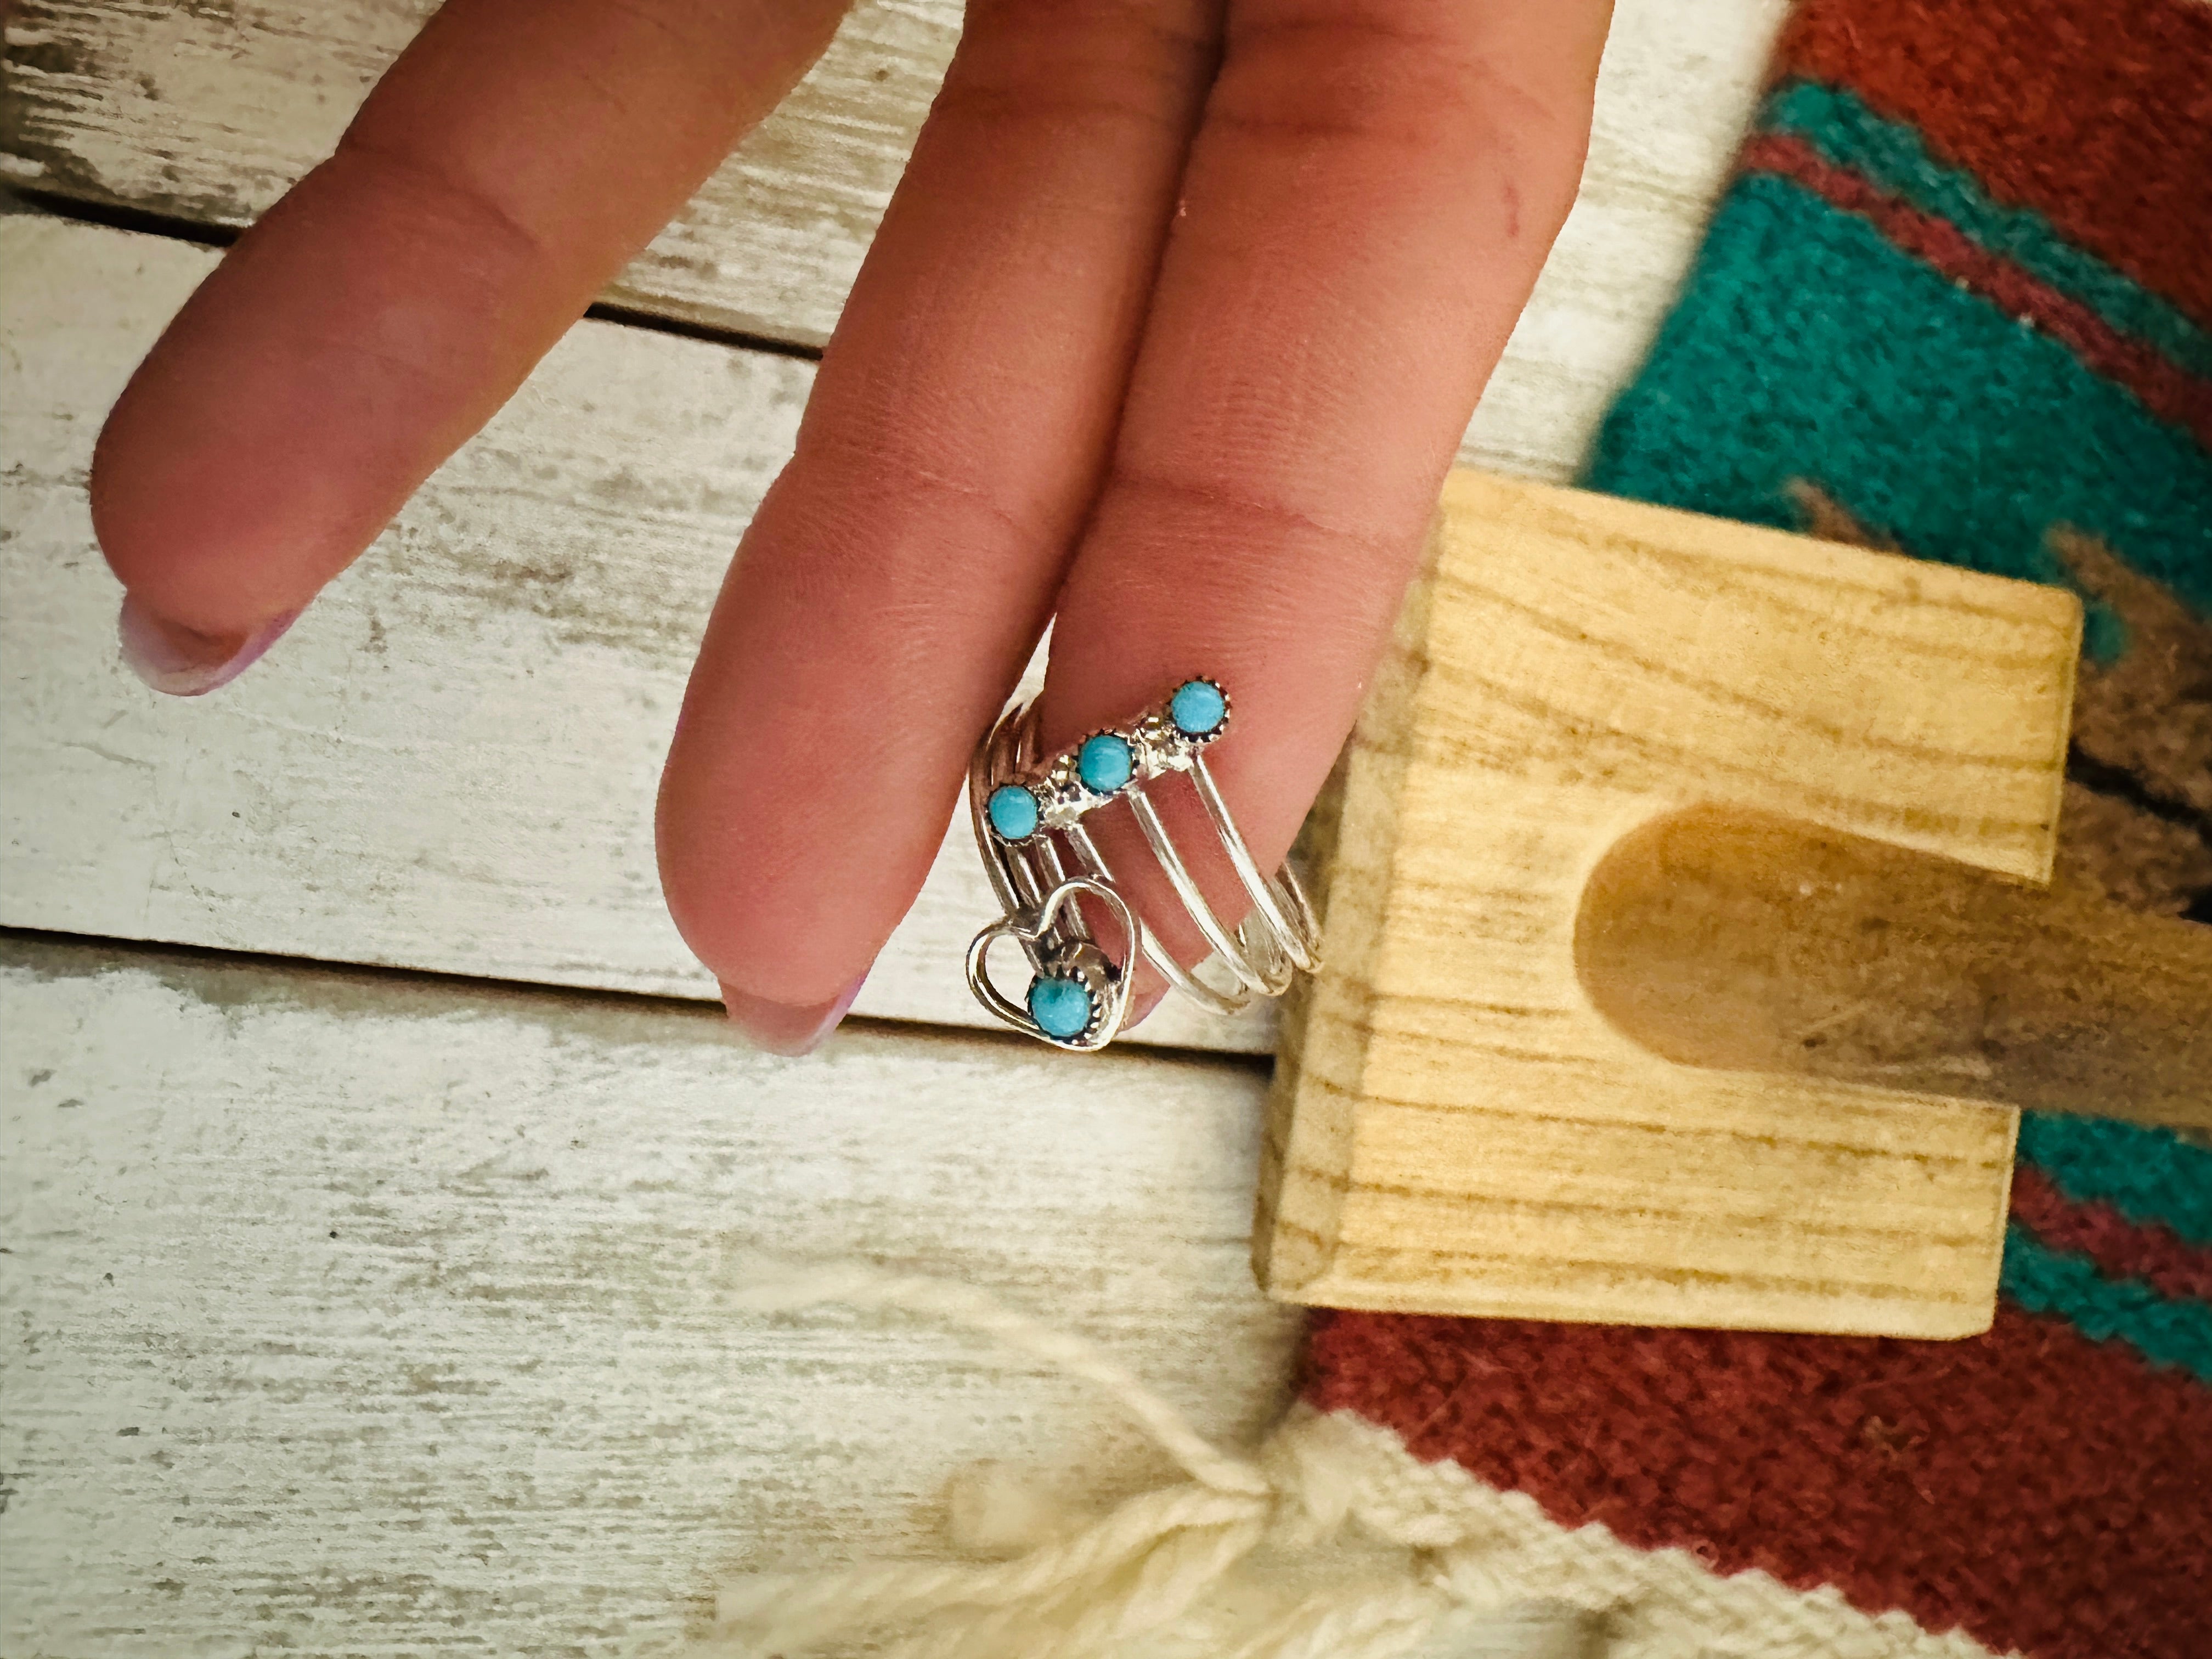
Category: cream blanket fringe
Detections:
[{"x1": 679, "y1": 1263, "x2": 1997, "y2": 1659}]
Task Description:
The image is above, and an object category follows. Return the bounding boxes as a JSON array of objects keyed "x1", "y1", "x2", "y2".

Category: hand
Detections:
[{"x1": 91, "y1": 0, "x2": 1610, "y2": 1053}]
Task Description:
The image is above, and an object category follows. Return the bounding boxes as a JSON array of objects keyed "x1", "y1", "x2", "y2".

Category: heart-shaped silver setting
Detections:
[{"x1": 964, "y1": 876, "x2": 1138, "y2": 1052}]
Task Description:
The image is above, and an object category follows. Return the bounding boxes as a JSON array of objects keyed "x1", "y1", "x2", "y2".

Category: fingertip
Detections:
[
  {"x1": 1121, "y1": 981, "x2": 1169, "y2": 1032},
  {"x1": 117, "y1": 593, "x2": 301, "y2": 697}
]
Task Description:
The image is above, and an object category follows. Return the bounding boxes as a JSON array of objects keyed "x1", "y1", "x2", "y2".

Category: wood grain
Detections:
[
  {"x1": 1, "y1": 0, "x2": 1792, "y2": 479},
  {"x1": 1578, "y1": 805, "x2": 2212, "y2": 1131},
  {"x1": 0, "y1": 213, "x2": 1270, "y2": 1051},
  {"x1": 1255, "y1": 472, "x2": 2084, "y2": 1338},
  {"x1": 0, "y1": 934, "x2": 1297, "y2": 1657}
]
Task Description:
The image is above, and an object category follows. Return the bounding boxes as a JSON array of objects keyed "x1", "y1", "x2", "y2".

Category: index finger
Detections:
[{"x1": 92, "y1": 0, "x2": 846, "y2": 689}]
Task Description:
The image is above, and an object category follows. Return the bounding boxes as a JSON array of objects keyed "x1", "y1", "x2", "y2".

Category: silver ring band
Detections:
[{"x1": 964, "y1": 678, "x2": 1322, "y2": 1051}]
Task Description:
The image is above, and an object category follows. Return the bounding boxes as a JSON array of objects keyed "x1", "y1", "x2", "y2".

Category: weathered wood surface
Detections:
[
  {"x1": 1257, "y1": 473, "x2": 2083, "y2": 1337},
  {"x1": 1, "y1": 0, "x2": 1791, "y2": 479},
  {"x1": 0, "y1": 935, "x2": 1299, "y2": 1657},
  {"x1": 0, "y1": 213, "x2": 1269, "y2": 1050}
]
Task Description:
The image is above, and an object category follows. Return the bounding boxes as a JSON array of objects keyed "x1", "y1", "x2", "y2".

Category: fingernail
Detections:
[
  {"x1": 117, "y1": 594, "x2": 300, "y2": 697},
  {"x1": 719, "y1": 972, "x2": 866, "y2": 1058}
]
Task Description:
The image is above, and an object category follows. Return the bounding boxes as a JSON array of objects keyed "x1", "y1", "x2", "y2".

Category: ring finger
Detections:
[{"x1": 1035, "y1": 0, "x2": 1611, "y2": 979}]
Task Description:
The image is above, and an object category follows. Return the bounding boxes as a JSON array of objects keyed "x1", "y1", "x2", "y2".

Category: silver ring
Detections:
[{"x1": 964, "y1": 677, "x2": 1322, "y2": 1051}]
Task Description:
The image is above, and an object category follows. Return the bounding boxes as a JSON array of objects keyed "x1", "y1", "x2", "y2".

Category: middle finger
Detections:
[{"x1": 658, "y1": 0, "x2": 1222, "y2": 1039}]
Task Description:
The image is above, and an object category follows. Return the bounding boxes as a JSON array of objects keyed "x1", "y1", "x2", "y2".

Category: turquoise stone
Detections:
[
  {"x1": 1028, "y1": 976, "x2": 1092, "y2": 1040},
  {"x1": 1077, "y1": 733, "x2": 1133, "y2": 793},
  {"x1": 1171, "y1": 679, "x2": 1226, "y2": 737},
  {"x1": 987, "y1": 784, "x2": 1040, "y2": 842}
]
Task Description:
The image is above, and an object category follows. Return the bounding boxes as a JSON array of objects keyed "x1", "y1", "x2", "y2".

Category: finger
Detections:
[
  {"x1": 92, "y1": 0, "x2": 848, "y2": 687},
  {"x1": 1036, "y1": 0, "x2": 1611, "y2": 970},
  {"x1": 656, "y1": 1, "x2": 1222, "y2": 1041}
]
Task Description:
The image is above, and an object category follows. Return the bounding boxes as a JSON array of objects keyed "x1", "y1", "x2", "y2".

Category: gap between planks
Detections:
[{"x1": 2, "y1": 186, "x2": 832, "y2": 360}]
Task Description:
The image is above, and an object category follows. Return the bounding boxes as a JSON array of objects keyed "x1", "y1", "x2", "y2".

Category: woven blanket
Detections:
[{"x1": 1301, "y1": 1, "x2": 2212, "y2": 1653}]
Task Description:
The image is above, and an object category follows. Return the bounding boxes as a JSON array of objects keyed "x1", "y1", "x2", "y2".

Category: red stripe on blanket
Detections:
[
  {"x1": 1774, "y1": 0, "x2": 2212, "y2": 325},
  {"x1": 2011, "y1": 1166, "x2": 2212, "y2": 1305},
  {"x1": 1303, "y1": 1305, "x2": 2212, "y2": 1658},
  {"x1": 1739, "y1": 132, "x2": 2212, "y2": 447}
]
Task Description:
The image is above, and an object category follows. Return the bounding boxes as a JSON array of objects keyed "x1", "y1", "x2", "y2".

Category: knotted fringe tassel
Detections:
[{"x1": 680, "y1": 1262, "x2": 1595, "y2": 1659}]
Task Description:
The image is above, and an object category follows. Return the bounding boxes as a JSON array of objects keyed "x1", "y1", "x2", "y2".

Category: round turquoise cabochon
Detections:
[
  {"x1": 1171, "y1": 679, "x2": 1226, "y2": 736},
  {"x1": 986, "y1": 784, "x2": 1039, "y2": 841},
  {"x1": 1028, "y1": 976, "x2": 1092, "y2": 1039},
  {"x1": 1077, "y1": 733, "x2": 1133, "y2": 793}
]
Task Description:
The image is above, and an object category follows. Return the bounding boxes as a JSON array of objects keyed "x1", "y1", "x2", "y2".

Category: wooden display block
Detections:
[{"x1": 1255, "y1": 471, "x2": 2083, "y2": 1338}]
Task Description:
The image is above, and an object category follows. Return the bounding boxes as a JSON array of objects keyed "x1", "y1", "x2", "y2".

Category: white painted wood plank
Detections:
[
  {"x1": 3, "y1": 0, "x2": 1790, "y2": 477},
  {"x1": 0, "y1": 935, "x2": 1299, "y2": 1656},
  {"x1": 0, "y1": 213, "x2": 1269, "y2": 1051}
]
